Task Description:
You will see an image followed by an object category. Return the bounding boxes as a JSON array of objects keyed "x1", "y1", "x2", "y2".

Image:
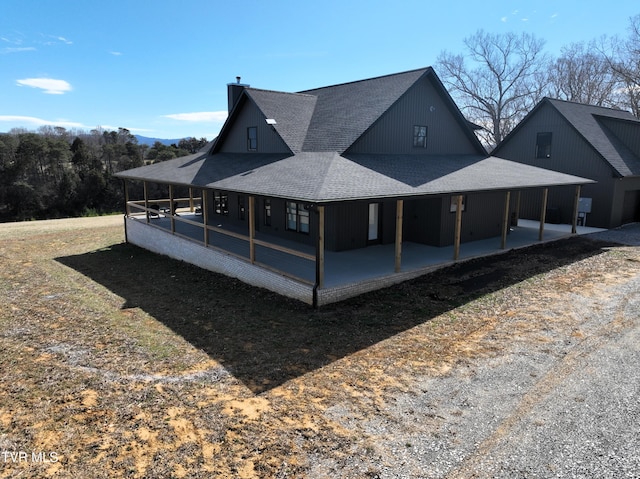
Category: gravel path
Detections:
[
  {"x1": 309, "y1": 225, "x2": 640, "y2": 478},
  {"x1": 584, "y1": 222, "x2": 640, "y2": 246}
]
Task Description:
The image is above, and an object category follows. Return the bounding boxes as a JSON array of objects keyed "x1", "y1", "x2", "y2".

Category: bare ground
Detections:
[{"x1": 0, "y1": 216, "x2": 638, "y2": 478}]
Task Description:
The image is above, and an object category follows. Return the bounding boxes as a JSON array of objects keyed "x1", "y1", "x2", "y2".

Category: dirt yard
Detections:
[{"x1": 0, "y1": 216, "x2": 638, "y2": 478}]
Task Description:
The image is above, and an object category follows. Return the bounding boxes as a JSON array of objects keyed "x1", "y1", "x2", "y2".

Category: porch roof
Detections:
[{"x1": 115, "y1": 152, "x2": 594, "y2": 203}]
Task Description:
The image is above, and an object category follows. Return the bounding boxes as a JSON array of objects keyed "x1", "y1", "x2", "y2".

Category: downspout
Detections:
[
  {"x1": 313, "y1": 205, "x2": 325, "y2": 309},
  {"x1": 313, "y1": 206, "x2": 320, "y2": 309},
  {"x1": 122, "y1": 179, "x2": 129, "y2": 244}
]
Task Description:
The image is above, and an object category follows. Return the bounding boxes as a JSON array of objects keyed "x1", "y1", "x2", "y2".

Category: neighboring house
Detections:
[
  {"x1": 493, "y1": 98, "x2": 640, "y2": 228},
  {"x1": 115, "y1": 68, "x2": 592, "y2": 306}
]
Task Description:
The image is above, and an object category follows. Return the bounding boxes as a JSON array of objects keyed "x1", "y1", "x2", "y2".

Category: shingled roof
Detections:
[
  {"x1": 116, "y1": 69, "x2": 594, "y2": 200},
  {"x1": 212, "y1": 67, "x2": 483, "y2": 155},
  {"x1": 298, "y1": 68, "x2": 431, "y2": 152},
  {"x1": 244, "y1": 89, "x2": 317, "y2": 154},
  {"x1": 498, "y1": 98, "x2": 640, "y2": 177},
  {"x1": 117, "y1": 152, "x2": 592, "y2": 202}
]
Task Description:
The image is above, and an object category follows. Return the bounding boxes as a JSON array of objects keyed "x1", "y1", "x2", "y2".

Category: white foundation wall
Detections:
[{"x1": 125, "y1": 218, "x2": 314, "y2": 304}]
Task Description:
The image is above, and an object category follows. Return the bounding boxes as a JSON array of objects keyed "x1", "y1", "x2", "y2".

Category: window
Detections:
[
  {"x1": 214, "y1": 191, "x2": 228, "y2": 215},
  {"x1": 286, "y1": 201, "x2": 310, "y2": 234},
  {"x1": 413, "y1": 125, "x2": 427, "y2": 148},
  {"x1": 247, "y1": 126, "x2": 257, "y2": 151},
  {"x1": 450, "y1": 195, "x2": 466, "y2": 213},
  {"x1": 237, "y1": 195, "x2": 245, "y2": 220},
  {"x1": 536, "y1": 132, "x2": 552, "y2": 158},
  {"x1": 264, "y1": 199, "x2": 272, "y2": 226}
]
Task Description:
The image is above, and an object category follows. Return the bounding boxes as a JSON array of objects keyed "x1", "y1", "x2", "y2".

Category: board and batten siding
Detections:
[
  {"x1": 495, "y1": 102, "x2": 616, "y2": 227},
  {"x1": 324, "y1": 200, "x2": 397, "y2": 252},
  {"x1": 437, "y1": 192, "x2": 506, "y2": 247},
  {"x1": 346, "y1": 75, "x2": 481, "y2": 155},
  {"x1": 218, "y1": 98, "x2": 291, "y2": 154}
]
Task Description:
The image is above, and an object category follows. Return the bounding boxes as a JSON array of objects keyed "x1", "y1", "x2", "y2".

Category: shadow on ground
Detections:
[{"x1": 56, "y1": 236, "x2": 615, "y2": 393}]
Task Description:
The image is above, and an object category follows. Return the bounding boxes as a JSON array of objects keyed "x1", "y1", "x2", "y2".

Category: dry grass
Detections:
[{"x1": 0, "y1": 217, "x2": 638, "y2": 477}]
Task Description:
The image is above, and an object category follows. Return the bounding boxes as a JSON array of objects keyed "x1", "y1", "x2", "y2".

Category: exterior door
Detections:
[{"x1": 368, "y1": 203, "x2": 381, "y2": 243}]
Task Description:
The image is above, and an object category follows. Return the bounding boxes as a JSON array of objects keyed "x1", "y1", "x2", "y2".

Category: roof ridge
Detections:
[
  {"x1": 246, "y1": 87, "x2": 316, "y2": 97},
  {"x1": 545, "y1": 97, "x2": 631, "y2": 114},
  {"x1": 298, "y1": 67, "x2": 431, "y2": 93}
]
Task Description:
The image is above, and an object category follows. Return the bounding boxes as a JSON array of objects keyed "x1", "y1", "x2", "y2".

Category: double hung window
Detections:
[
  {"x1": 247, "y1": 126, "x2": 257, "y2": 151},
  {"x1": 413, "y1": 125, "x2": 427, "y2": 148},
  {"x1": 286, "y1": 202, "x2": 309, "y2": 234}
]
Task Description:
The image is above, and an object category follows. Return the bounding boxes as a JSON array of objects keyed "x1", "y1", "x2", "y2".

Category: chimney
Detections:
[{"x1": 227, "y1": 76, "x2": 249, "y2": 113}]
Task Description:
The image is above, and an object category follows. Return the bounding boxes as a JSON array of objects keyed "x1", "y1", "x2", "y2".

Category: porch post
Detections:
[
  {"x1": 189, "y1": 187, "x2": 194, "y2": 212},
  {"x1": 316, "y1": 205, "x2": 325, "y2": 288},
  {"x1": 571, "y1": 185, "x2": 581, "y2": 234},
  {"x1": 248, "y1": 196, "x2": 256, "y2": 263},
  {"x1": 202, "y1": 190, "x2": 209, "y2": 246},
  {"x1": 501, "y1": 190, "x2": 511, "y2": 249},
  {"x1": 539, "y1": 187, "x2": 548, "y2": 241},
  {"x1": 395, "y1": 199, "x2": 403, "y2": 273},
  {"x1": 143, "y1": 181, "x2": 149, "y2": 223},
  {"x1": 169, "y1": 184, "x2": 175, "y2": 234},
  {"x1": 514, "y1": 191, "x2": 521, "y2": 226},
  {"x1": 453, "y1": 195, "x2": 463, "y2": 260},
  {"x1": 124, "y1": 179, "x2": 130, "y2": 216}
]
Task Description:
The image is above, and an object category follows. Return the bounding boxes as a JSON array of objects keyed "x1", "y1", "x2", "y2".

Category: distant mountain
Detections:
[{"x1": 134, "y1": 135, "x2": 184, "y2": 146}]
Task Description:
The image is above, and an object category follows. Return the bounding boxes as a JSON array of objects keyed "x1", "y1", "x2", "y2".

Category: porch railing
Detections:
[{"x1": 125, "y1": 199, "x2": 315, "y2": 285}]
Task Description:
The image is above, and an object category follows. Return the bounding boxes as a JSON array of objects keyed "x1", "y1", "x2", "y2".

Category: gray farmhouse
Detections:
[
  {"x1": 493, "y1": 98, "x2": 640, "y2": 229},
  {"x1": 115, "y1": 68, "x2": 592, "y2": 306}
]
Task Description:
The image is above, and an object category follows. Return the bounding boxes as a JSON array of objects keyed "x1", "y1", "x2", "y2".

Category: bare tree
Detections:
[
  {"x1": 548, "y1": 41, "x2": 620, "y2": 107},
  {"x1": 601, "y1": 14, "x2": 640, "y2": 117},
  {"x1": 437, "y1": 30, "x2": 550, "y2": 148}
]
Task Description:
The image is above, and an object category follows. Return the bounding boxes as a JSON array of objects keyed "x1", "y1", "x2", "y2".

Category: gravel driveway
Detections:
[{"x1": 311, "y1": 224, "x2": 640, "y2": 478}]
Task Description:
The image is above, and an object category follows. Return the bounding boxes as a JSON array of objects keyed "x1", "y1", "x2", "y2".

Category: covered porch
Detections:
[{"x1": 122, "y1": 185, "x2": 601, "y2": 306}]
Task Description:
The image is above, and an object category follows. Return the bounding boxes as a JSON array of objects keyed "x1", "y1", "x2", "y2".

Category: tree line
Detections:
[
  {"x1": 0, "y1": 126, "x2": 208, "y2": 222},
  {"x1": 437, "y1": 14, "x2": 640, "y2": 147},
  {"x1": 2, "y1": 14, "x2": 638, "y2": 222}
]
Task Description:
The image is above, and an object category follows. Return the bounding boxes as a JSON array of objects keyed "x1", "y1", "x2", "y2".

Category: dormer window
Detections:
[
  {"x1": 536, "y1": 132, "x2": 552, "y2": 158},
  {"x1": 247, "y1": 126, "x2": 257, "y2": 151},
  {"x1": 413, "y1": 125, "x2": 427, "y2": 148}
]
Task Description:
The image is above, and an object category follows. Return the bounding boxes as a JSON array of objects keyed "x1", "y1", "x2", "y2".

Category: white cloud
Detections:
[
  {"x1": 1, "y1": 46, "x2": 36, "y2": 54},
  {"x1": 501, "y1": 16, "x2": 508, "y2": 23},
  {"x1": 55, "y1": 36, "x2": 73, "y2": 45},
  {"x1": 109, "y1": 51, "x2": 123, "y2": 56},
  {"x1": 16, "y1": 78, "x2": 72, "y2": 95},
  {"x1": 0, "y1": 115, "x2": 86, "y2": 129},
  {"x1": 163, "y1": 111, "x2": 228, "y2": 122}
]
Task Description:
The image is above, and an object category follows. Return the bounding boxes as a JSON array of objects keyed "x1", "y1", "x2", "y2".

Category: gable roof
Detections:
[
  {"x1": 116, "y1": 69, "x2": 593, "y2": 201},
  {"x1": 243, "y1": 89, "x2": 317, "y2": 154},
  {"x1": 495, "y1": 98, "x2": 640, "y2": 177},
  {"x1": 212, "y1": 67, "x2": 486, "y2": 155},
  {"x1": 298, "y1": 68, "x2": 428, "y2": 152}
]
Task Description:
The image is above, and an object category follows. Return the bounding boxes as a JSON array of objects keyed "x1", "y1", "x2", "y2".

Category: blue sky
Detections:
[{"x1": 1, "y1": 0, "x2": 638, "y2": 140}]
